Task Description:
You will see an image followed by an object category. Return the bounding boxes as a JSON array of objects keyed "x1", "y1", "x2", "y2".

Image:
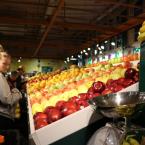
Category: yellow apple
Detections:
[
  {"x1": 32, "y1": 103, "x2": 43, "y2": 115},
  {"x1": 77, "y1": 85, "x2": 88, "y2": 94}
]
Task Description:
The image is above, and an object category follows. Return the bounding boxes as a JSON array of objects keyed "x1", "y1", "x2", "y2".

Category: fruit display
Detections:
[
  {"x1": 27, "y1": 60, "x2": 139, "y2": 130},
  {"x1": 138, "y1": 21, "x2": 145, "y2": 43},
  {"x1": 86, "y1": 53, "x2": 139, "y2": 67}
]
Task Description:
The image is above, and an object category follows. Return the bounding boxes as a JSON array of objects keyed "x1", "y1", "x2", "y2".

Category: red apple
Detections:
[
  {"x1": 106, "y1": 79, "x2": 114, "y2": 87},
  {"x1": 102, "y1": 89, "x2": 113, "y2": 95},
  {"x1": 93, "y1": 93, "x2": 101, "y2": 97},
  {"x1": 133, "y1": 71, "x2": 139, "y2": 82},
  {"x1": 56, "y1": 100, "x2": 66, "y2": 110},
  {"x1": 78, "y1": 93, "x2": 87, "y2": 100},
  {"x1": 113, "y1": 85, "x2": 124, "y2": 93},
  {"x1": 62, "y1": 102, "x2": 78, "y2": 110},
  {"x1": 87, "y1": 87, "x2": 94, "y2": 94},
  {"x1": 92, "y1": 81, "x2": 105, "y2": 93},
  {"x1": 69, "y1": 96, "x2": 80, "y2": 103},
  {"x1": 61, "y1": 107, "x2": 78, "y2": 117},
  {"x1": 86, "y1": 93, "x2": 94, "y2": 100},
  {"x1": 47, "y1": 108, "x2": 62, "y2": 123},
  {"x1": 33, "y1": 112, "x2": 47, "y2": 122},
  {"x1": 123, "y1": 79, "x2": 135, "y2": 87},
  {"x1": 61, "y1": 102, "x2": 78, "y2": 116},
  {"x1": 125, "y1": 68, "x2": 137, "y2": 79},
  {"x1": 44, "y1": 106, "x2": 55, "y2": 114},
  {"x1": 116, "y1": 78, "x2": 126, "y2": 86},
  {"x1": 35, "y1": 120, "x2": 48, "y2": 129},
  {"x1": 77, "y1": 100, "x2": 89, "y2": 108}
]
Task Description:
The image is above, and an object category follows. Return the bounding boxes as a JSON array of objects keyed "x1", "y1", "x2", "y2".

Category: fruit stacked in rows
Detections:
[{"x1": 33, "y1": 66, "x2": 139, "y2": 129}]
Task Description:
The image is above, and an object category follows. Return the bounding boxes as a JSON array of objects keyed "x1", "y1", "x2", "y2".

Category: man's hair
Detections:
[{"x1": 0, "y1": 45, "x2": 10, "y2": 60}]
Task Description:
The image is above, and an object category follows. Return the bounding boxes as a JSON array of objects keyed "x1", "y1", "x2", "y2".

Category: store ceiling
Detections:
[{"x1": 0, "y1": 0, "x2": 144, "y2": 59}]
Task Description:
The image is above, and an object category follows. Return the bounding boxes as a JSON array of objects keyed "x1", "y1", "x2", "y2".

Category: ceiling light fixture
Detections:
[
  {"x1": 111, "y1": 42, "x2": 116, "y2": 46},
  {"x1": 101, "y1": 46, "x2": 105, "y2": 50},
  {"x1": 105, "y1": 41, "x2": 108, "y2": 43},
  {"x1": 98, "y1": 47, "x2": 101, "y2": 50},
  {"x1": 94, "y1": 50, "x2": 98, "y2": 55},
  {"x1": 83, "y1": 50, "x2": 86, "y2": 53},
  {"x1": 18, "y1": 59, "x2": 21, "y2": 63},
  {"x1": 88, "y1": 47, "x2": 91, "y2": 51}
]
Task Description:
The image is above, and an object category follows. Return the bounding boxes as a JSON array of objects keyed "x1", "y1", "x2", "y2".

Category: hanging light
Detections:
[
  {"x1": 67, "y1": 57, "x2": 69, "y2": 61},
  {"x1": 17, "y1": 59, "x2": 21, "y2": 63},
  {"x1": 85, "y1": 52, "x2": 88, "y2": 55},
  {"x1": 105, "y1": 41, "x2": 108, "y2": 43},
  {"x1": 96, "y1": 44, "x2": 99, "y2": 47},
  {"x1": 98, "y1": 47, "x2": 101, "y2": 50},
  {"x1": 80, "y1": 51, "x2": 83, "y2": 54},
  {"x1": 83, "y1": 50, "x2": 86, "y2": 53},
  {"x1": 94, "y1": 50, "x2": 98, "y2": 55},
  {"x1": 71, "y1": 55, "x2": 74, "y2": 58},
  {"x1": 101, "y1": 46, "x2": 105, "y2": 50},
  {"x1": 88, "y1": 47, "x2": 91, "y2": 51},
  {"x1": 111, "y1": 42, "x2": 116, "y2": 46},
  {"x1": 78, "y1": 55, "x2": 81, "y2": 58}
]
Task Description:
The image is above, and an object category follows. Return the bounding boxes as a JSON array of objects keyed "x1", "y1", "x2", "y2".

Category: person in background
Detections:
[
  {"x1": 7, "y1": 71, "x2": 19, "y2": 90},
  {"x1": 0, "y1": 47, "x2": 22, "y2": 129},
  {"x1": 16, "y1": 66, "x2": 25, "y2": 91}
]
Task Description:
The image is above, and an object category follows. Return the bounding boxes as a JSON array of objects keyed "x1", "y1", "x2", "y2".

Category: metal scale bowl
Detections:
[
  {"x1": 89, "y1": 91, "x2": 145, "y2": 118},
  {"x1": 88, "y1": 91, "x2": 145, "y2": 145}
]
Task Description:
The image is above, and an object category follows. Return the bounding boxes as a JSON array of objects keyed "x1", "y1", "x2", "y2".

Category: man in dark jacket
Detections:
[{"x1": 16, "y1": 66, "x2": 25, "y2": 91}]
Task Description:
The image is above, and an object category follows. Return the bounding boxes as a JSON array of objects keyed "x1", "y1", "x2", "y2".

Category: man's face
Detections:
[{"x1": 0, "y1": 52, "x2": 10, "y2": 73}]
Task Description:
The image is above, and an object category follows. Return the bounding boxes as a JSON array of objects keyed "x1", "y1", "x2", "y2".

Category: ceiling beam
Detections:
[
  {"x1": 81, "y1": 12, "x2": 145, "y2": 49},
  {"x1": 33, "y1": 0, "x2": 64, "y2": 57},
  {"x1": 0, "y1": 0, "x2": 47, "y2": 6},
  {"x1": 0, "y1": 15, "x2": 144, "y2": 27},
  {"x1": 58, "y1": 22, "x2": 120, "y2": 34},
  {"x1": 95, "y1": 0, "x2": 142, "y2": 9},
  {"x1": 0, "y1": 16, "x2": 49, "y2": 25},
  {"x1": 0, "y1": 16, "x2": 128, "y2": 34},
  {"x1": 0, "y1": 39, "x2": 77, "y2": 50},
  {"x1": 0, "y1": 0, "x2": 141, "y2": 9}
]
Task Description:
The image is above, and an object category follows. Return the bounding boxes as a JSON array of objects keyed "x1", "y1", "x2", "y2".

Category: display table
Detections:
[{"x1": 28, "y1": 83, "x2": 138, "y2": 145}]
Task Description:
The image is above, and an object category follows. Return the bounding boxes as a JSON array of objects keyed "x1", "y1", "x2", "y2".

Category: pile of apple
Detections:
[{"x1": 33, "y1": 66, "x2": 139, "y2": 130}]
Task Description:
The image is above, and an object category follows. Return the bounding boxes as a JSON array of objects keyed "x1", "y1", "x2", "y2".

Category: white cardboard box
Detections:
[{"x1": 29, "y1": 83, "x2": 139, "y2": 145}]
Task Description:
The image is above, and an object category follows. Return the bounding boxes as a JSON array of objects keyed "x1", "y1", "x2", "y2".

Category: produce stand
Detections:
[{"x1": 28, "y1": 83, "x2": 139, "y2": 145}]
